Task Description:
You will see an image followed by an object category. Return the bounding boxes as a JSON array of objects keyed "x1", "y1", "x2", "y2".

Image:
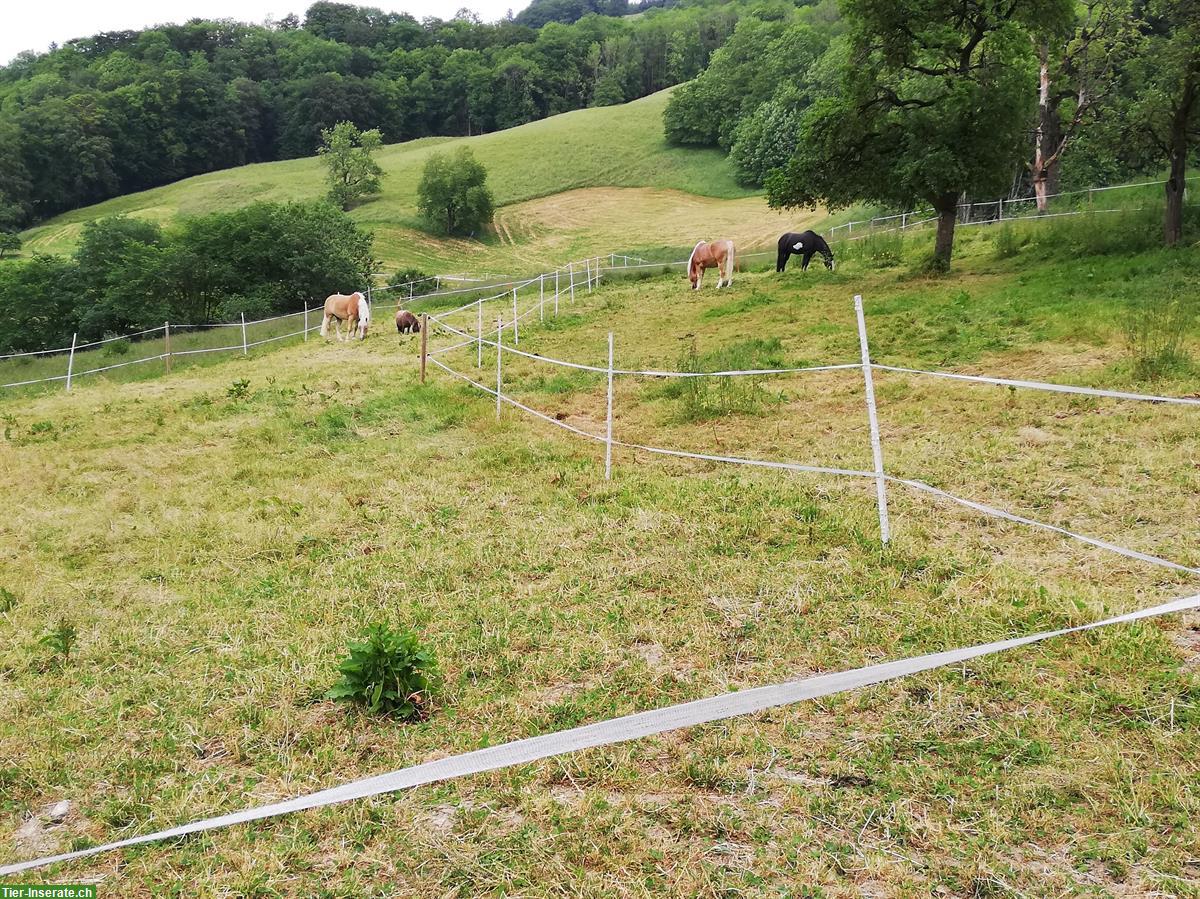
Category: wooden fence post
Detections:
[{"x1": 419, "y1": 314, "x2": 428, "y2": 383}]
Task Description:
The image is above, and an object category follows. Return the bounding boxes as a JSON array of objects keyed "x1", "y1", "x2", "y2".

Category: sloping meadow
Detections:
[{"x1": 1, "y1": 242, "x2": 1198, "y2": 895}]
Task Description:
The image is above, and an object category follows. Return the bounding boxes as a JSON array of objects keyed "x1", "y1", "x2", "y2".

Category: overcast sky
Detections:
[{"x1": 3, "y1": 0, "x2": 529, "y2": 66}]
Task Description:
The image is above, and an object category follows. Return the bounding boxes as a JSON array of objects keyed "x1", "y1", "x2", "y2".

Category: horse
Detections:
[
  {"x1": 777, "y1": 231, "x2": 835, "y2": 272},
  {"x1": 395, "y1": 310, "x2": 420, "y2": 334},
  {"x1": 320, "y1": 292, "x2": 369, "y2": 341},
  {"x1": 687, "y1": 239, "x2": 736, "y2": 290}
]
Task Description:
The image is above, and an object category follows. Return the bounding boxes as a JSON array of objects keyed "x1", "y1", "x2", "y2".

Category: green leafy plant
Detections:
[
  {"x1": 658, "y1": 338, "x2": 786, "y2": 422},
  {"x1": 0, "y1": 587, "x2": 16, "y2": 613},
  {"x1": 993, "y1": 224, "x2": 1021, "y2": 259},
  {"x1": 326, "y1": 624, "x2": 438, "y2": 719},
  {"x1": 226, "y1": 379, "x2": 251, "y2": 400},
  {"x1": 39, "y1": 619, "x2": 78, "y2": 667},
  {"x1": 1123, "y1": 289, "x2": 1197, "y2": 380}
]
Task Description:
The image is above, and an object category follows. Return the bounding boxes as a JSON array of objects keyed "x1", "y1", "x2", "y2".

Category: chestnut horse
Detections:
[
  {"x1": 395, "y1": 310, "x2": 420, "y2": 334},
  {"x1": 687, "y1": 240, "x2": 736, "y2": 290},
  {"x1": 320, "y1": 292, "x2": 370, "y2": 341}
]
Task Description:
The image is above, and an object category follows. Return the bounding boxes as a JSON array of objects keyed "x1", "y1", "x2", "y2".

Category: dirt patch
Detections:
[
  {"x1": 1170, "y1": 612, "x2": 1200, "y2": 670},
  {"x1": 11, "y1": 801, "x2": 80, "y2": 859}
]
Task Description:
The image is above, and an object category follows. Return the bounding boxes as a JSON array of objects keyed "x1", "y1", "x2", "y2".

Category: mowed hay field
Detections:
[
  {"x1": 2, "y1": 229, "x2": 1200, "y2": 896},
  {"x1": 16, "y1": 89, "x2": 772, "y2": 272}
]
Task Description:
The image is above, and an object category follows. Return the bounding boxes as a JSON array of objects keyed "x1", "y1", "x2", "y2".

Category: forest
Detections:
[{"x1": 0, "y1": 0, "x2": 742, "y2": 229}]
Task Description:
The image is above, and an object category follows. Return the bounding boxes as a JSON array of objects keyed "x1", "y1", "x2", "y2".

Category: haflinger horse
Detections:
[
  {"x1": 688, "y1": 239, "x2": 736, "y2": 290},
  {"x1": 777, "y1": 230, "x2": 835, "y2": 272},
  {"x1": 320, "y1": 291, "x2": 370, "y2": 341},
  {"x1": 395, "y1": 310, "x2": 420, "y2": 334}
]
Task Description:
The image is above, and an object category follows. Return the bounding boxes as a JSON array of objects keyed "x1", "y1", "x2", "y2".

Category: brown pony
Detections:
[
  {"x1": 395, "y1": 310, "x2": 420, "y2": 334},
  {"x1": 320, "y1": 292, "x2": 370, "y2": 341},
  {"x1": 687, "y1": 240, "x2": 736, "y2": 290}
]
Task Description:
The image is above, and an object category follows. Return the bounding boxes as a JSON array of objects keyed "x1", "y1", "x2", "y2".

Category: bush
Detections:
[
  {"x1": 39, "y1": 618, "x2": 78, "y2": 668},
  {"x1": 658, "y1": 338, "x2": 786, "y2": 422},
  {"x1": 993, "y1": 224, "x2": 1022, "y2": 259},
  {"x1": 839, "y1": 231, "x2": 905, "y2": 268},
  {"x1": 326, "y1": 624, "x2": 438, "y2": 719}
]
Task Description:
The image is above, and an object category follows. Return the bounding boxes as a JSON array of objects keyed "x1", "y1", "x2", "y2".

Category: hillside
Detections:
[
  {"x1": 2, "y1": 218, "x2": 1198, "y2": 893},
  {"x1": 17, "y1": 90, "x2": 799, "y2": 273}
]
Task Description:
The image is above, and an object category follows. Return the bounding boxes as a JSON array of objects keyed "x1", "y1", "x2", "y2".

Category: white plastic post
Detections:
[
  {"x1": 303, "y1": 301, "x2": 309, "y2": 341},
  {"x1": 495, "y1": 317, "x2": 503, "y2": 421},
  {"x1": 569, "y1": 262, "x2": 575, "y2": 302},
  {"x1": 65, "y1": 332, "x2": 77, "y2": 392},
  {"x1": 998, "y1": 198, "x2": 1004, "y2": 222},
  {"x1": 854, "y1": 295, "x2": 890, "y2": 544},
  {"x1": 476, "y1": 298, "x2": 483, "y2": 368},
  {"x1": 605, "y1": 331, "x2": 614, "y2": 480},
  {"x1": 539, "y1": 273, "x2": 545, "y2": 321},
  {"x1": 512, "y1": 287, "x2": 519, "y2": 345},
  {"x1": 164, "y1": 321, "x2": 172, "y2": 373},
  {"x1": 586, "y1": 257, "x2": 592, "y2": 292},
  {"x1": 555, "y1": 269, "x2": 560, "y2": 315},
  {"x1": 241, "y1": 313, "x2": 248, "y2": 355}
]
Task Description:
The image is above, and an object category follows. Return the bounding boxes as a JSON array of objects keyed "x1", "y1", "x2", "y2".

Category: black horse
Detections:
[{"x1": 777, "y1": 231, "x2": 834, "y2": 272}]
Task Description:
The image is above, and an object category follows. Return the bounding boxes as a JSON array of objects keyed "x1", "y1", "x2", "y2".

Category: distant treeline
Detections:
[
  {"x1": 0, "y1": 0, "x2": 746, "y2": 229},
  {"x1": 0, "y1": 205, "x2": 372, "y2": 353}
]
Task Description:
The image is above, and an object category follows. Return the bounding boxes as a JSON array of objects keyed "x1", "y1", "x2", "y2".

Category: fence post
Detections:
[
  {"x1": 540, "y1": 273, "x2": 545, "y2": 321},
  {"x1": 495, "y1": 317, "x2": 503, "y2": 421},
  {"x1": 512, "y1": 287, "x2": 519, "y2": 345},
  {"x1": 303, "y1": 301, "x2": 309, "y2": 341},
  {"x1": 586, "y1": 257, "x2": 592, "y2": 292},
  {"x1": 241, "y1": 313, "x2": 248, "y2": 356},
  {"x1": 605, "y1": 331, "x2": 614, "y2": 480},
  {"x1": 164, "y1": 321, "x2": 172, "y2": 373},
  {"x1": 555, "y1": 269, "x2": 560, "y2": 315},
  {"x1": 854, "y1": 295, "x2": 891, "y2": 545},
  {"x1": 569, "y1": 262, "x2": 575, "y2": 302},
  {"x1": 998, "y1": 198, "x2": 1004, "y2": 222},
  {"x1": 477, "y1": 298, "x2": 483, "y2": 369},
  {"x1": 65, "y1": 332, "x2": 77, "y2": 392},
  {"x1": 419, "y1": 314, "x2": 428, "y2": 383}
]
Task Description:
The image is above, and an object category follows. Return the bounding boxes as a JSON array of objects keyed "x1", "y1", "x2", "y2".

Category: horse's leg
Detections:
[
  {"x1": 777, "y1": 249, "x2": 788, "y2": 273},
  {"x1": 801, "y1": 252, "x2": 813, "y2": 272}
]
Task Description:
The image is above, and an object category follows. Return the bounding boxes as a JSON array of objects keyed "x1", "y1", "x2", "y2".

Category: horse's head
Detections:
[
  {"x1": 824, "y1": 253, "x2": 835, "y2": 271},
  {"x1": 687, "y1": 241, "x2": 706, "y2": 290}
]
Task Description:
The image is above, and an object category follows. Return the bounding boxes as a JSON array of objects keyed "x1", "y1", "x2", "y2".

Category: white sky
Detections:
[{"x1": 3, "y1": 0, "x2": 529, "y2": 66}]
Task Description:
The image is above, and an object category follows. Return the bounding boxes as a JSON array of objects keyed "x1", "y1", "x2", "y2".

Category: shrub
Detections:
[
  {"x1": 993, "y1": 224, "x2": 1021, "y2": 259},
  {"x1": 326, "y1": 624, "x2": 438, "y2": 719},
  {"x1": 658, "y1": 338, "x2": 786, "y2": 422},
  {"x1": 226, "y1": 379, "x2": 251, "y2": 400},
  {"x1": 39, "y1": 619, "x2": 78, "y2": 667},
  {"x1": 0, "y1": 587, "x2": 16, "y2": 613}
]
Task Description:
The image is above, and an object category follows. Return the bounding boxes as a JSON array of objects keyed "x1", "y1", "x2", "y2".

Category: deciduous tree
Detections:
[
  {"x1": 416, "y1": 147, "x2": 495, "y2": 237},
  {"x1": 319, "y1": 120, "x2": 385, "y2": 209}
]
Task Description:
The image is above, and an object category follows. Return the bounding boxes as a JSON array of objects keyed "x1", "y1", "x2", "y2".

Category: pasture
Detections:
[
  {"x1": 15, "y1": 89, "x2": 775, "y2": 272},
  {"x1": 1, "y1": 227, "x2": 1199, "y2": 896}
]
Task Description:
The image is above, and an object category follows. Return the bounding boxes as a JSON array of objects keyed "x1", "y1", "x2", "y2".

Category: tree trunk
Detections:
[
  {"x1": 1164, "y1": 74, "x2": 1196, "y2": 247},
  {"x1": 1031, "y1": 44, "x2": 1065, "y2": 214},
  {"x1": 933, "y1": 197, "x2": 957, "y2": 271}
]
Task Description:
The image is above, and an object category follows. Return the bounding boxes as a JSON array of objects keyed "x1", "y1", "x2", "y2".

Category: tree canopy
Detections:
[
  {"x1": 417, "y1": 147, "x2": 496, "y2": 237},
  {"x1": 319, "y1": 121, "x2": 385, "y2": 209}
]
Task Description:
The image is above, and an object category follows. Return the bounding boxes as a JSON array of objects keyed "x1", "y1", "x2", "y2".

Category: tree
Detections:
[
  {"x1": 767, "y1": 0, "x2": 1072, "y2": 270},
  {"x1": 416, "y1": 147, "x2": 495, "y2": 237},
  {"x1": 0, "y1": 233, "x2": 20, "y2": 259},
  {"x1": 1122, "y1": 0, "x2": 1200, "y2": 246},
  {"x1": 1029, "y1": 0, "x2": 1137, "y2": 211},
  {"x1": 318, "y1": 120, "x2": 386, "y2": 209}
]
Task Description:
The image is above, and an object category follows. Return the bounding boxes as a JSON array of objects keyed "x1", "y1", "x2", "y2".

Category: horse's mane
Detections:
[{"x1": 688, "y1": 240, "x2": 706, "y2": 273}]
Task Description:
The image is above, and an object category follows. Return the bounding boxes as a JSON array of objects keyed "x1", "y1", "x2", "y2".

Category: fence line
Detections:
[{"x1": 423, "y1": 291, "x2": 1198, "y2": 578}]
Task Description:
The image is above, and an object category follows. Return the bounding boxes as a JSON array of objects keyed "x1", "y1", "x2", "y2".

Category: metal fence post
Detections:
[
  {"x1": 605, "y1": 331, "x2": 614, "y2": 480},
  {"x1": 854, "y1": 295, "x2": 891, "y2": 544},
  {"x1": 241, "y1": 313, "x2": 248, "y2": 356},
  {"x1": 65, "y1": 332, "x2": 77, "y2": 392},
  {"x1": 495, "y1": 317, "x2": 503, "y2": 421}
]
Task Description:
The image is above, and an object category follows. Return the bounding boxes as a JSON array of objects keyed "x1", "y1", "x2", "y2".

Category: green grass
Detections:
[
  {"x1": 1, "y1": 223, "x2": 1199, "y2": 895},
  {"x1": 16, "y1": 89, "x2": 753, "y2": 270}
]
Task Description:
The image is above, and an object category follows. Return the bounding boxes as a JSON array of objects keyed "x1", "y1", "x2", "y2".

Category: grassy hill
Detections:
[
  {"x1": 18, "y1": 89, "x2": 800, "y2": 273},
  {"x1": 2, "y1": 217, "x2": 1198, "y2": 894}
]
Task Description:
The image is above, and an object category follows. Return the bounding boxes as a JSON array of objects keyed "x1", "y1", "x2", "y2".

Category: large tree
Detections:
[
  {"x1": 767, "y1": 0, "x2": 1073, "y2": 270},
  {"x1": 416, "y1": 147, "x2": 495, "y2": 237},
  {"x1": 1122, "y1": 0, "x2": 1200, "y2": 246},
  {"x1": 318, "y1": 120, "x2": 385, "y2": 210}
]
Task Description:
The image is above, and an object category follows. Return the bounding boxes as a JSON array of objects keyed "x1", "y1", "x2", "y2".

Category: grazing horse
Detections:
[
  {"x1": 687, "y1": 239, "x2": 736, "y2": 290},
  {"x1": 777, "y1": 231, "x2": 835, "y2": 272},
  {"x1": 320, "y1": 292, "x2": 369, "y2": 341},
  {"x1": 395, "y1": 310, "x2": 420, "y2": 334}
]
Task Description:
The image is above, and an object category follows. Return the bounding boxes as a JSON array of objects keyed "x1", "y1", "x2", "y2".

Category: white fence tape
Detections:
[{"x1": 4, "y1": 589, "x2": 1197, "y2": 877}]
